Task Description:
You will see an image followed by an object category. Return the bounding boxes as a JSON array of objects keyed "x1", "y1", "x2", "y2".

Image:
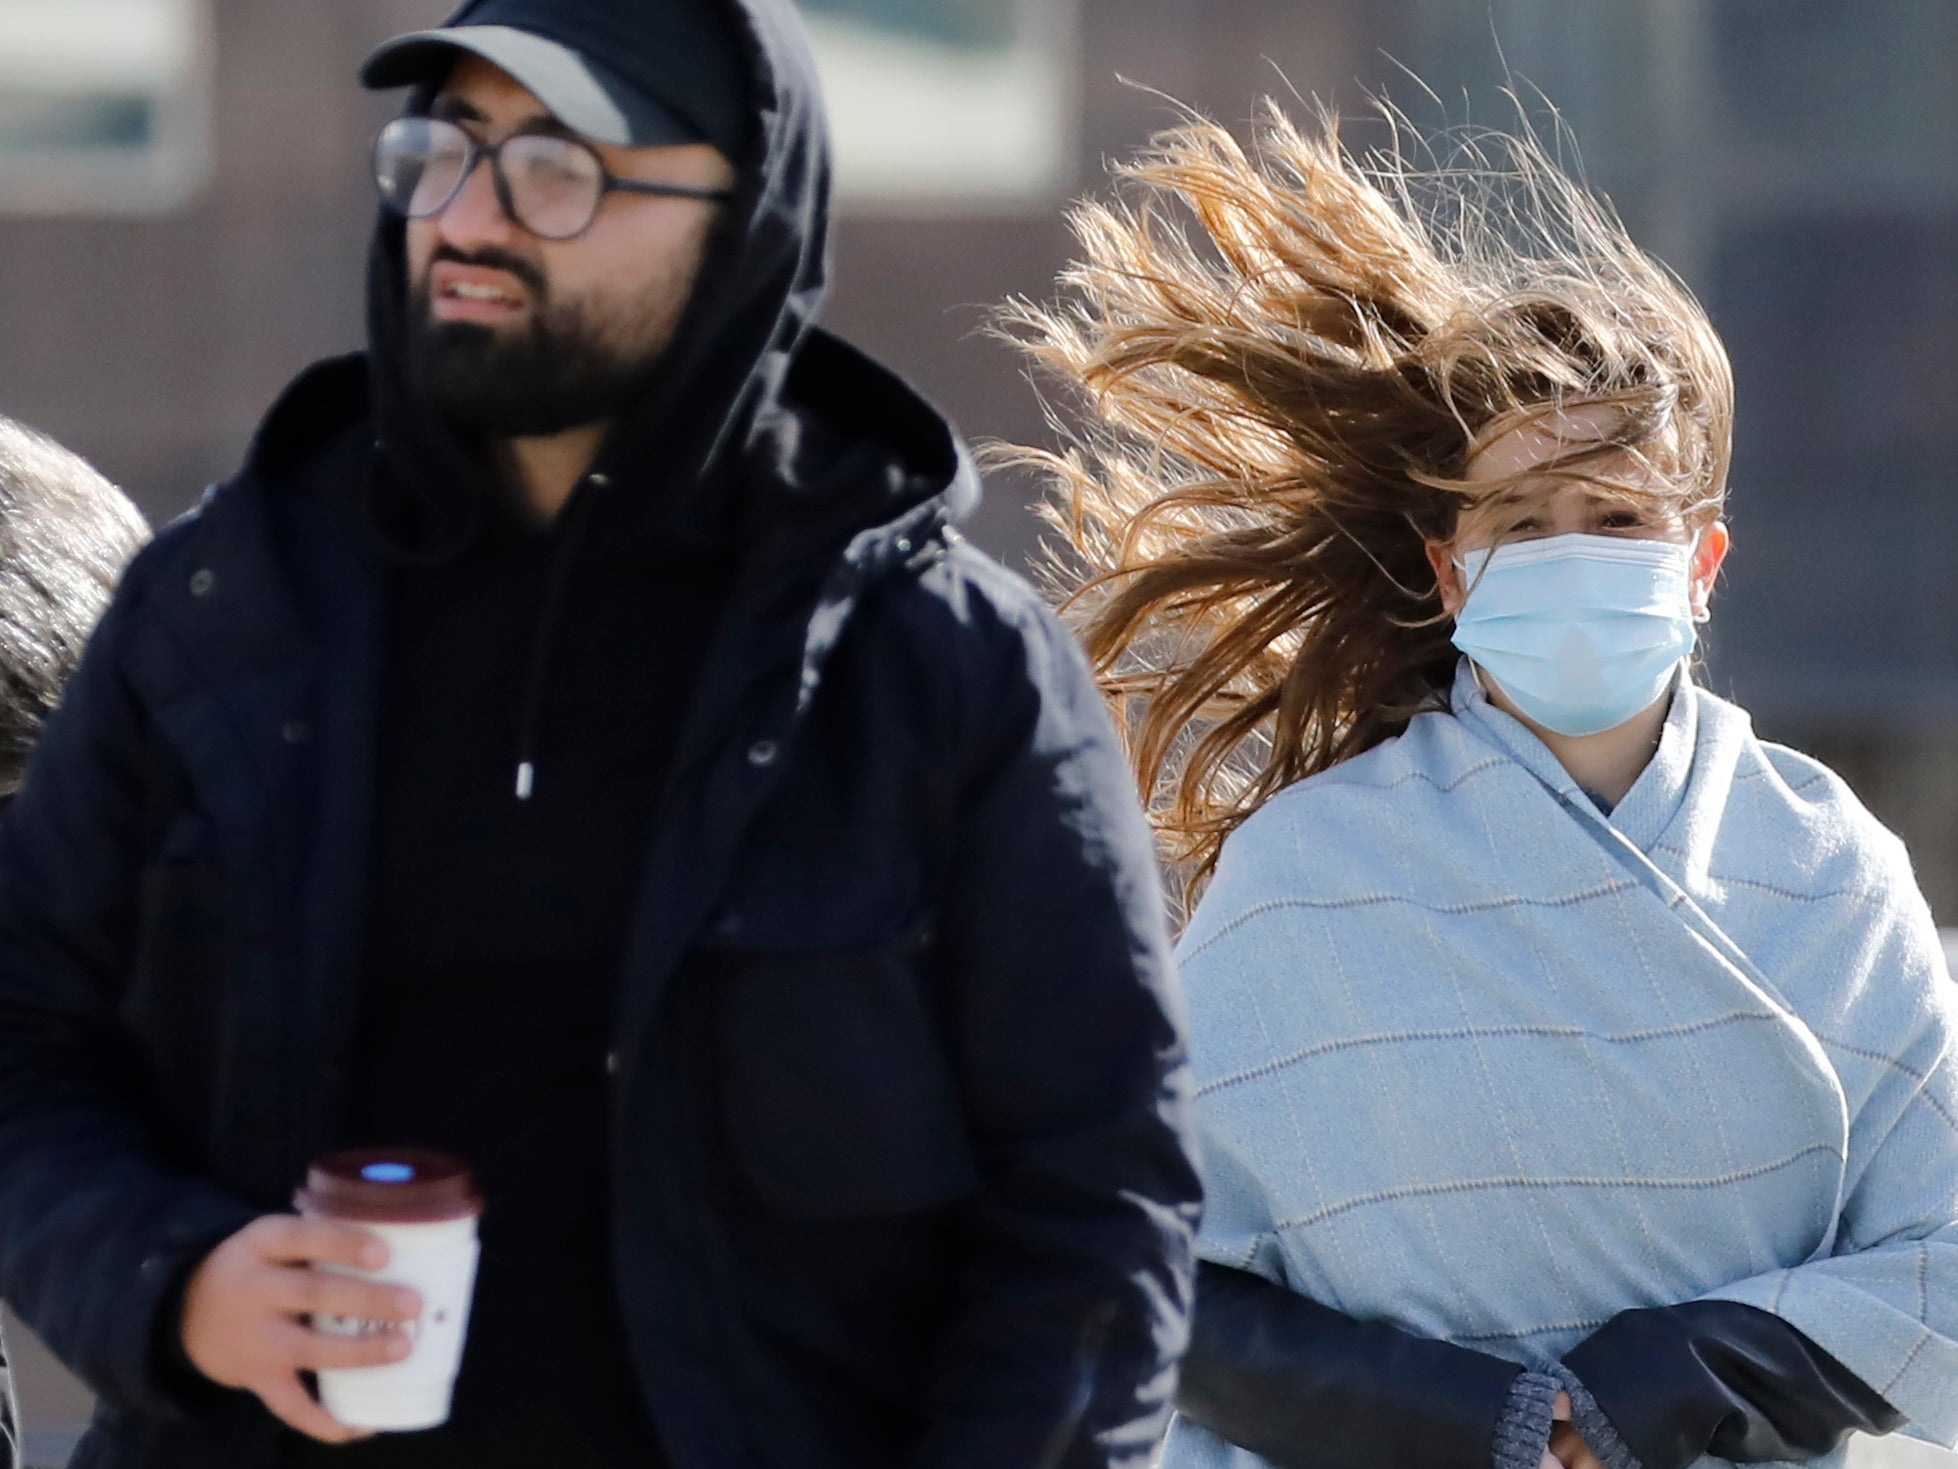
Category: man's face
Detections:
[{"x1": 405, "y1": 55, "x2": 737, "y2": 439}]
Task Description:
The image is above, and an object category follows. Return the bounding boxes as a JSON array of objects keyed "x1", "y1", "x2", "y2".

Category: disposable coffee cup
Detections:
[{"x1": 295, "y1": 1148, "x2": 484, "y2": 1432}]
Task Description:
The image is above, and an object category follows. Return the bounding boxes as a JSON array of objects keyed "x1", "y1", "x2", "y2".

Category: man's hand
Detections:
[{"x1": 179, "y1": 1215, "x2": 422, "y2": 1443}]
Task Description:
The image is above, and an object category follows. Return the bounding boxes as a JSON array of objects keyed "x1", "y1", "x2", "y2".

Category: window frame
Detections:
[
  {"x1": 801, "y1": 0, "x2": 1079, "y2": 216},
  {"x1": 0, "y1": 0, "x2": 216, "y2": 217}
]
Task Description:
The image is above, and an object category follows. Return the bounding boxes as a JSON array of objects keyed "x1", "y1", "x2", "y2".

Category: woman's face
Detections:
[{"x1": 1426, "y1": 403, "x2": 1730, "y2": 619}]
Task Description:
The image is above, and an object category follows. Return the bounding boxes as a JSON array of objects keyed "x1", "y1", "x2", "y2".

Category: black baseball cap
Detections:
[{"x1": 360, "y1": 0, "x2": 751, "y2": 158}]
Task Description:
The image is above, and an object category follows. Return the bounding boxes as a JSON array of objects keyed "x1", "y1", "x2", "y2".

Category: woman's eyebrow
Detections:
[{"x1": 1477, "y1": 485, "x2": 1553, "y2": 510}]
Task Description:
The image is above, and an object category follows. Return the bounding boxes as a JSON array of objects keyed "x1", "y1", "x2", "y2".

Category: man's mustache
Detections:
[{"x1": 423, "y1": 244, "x2": 549, "y2": 301}]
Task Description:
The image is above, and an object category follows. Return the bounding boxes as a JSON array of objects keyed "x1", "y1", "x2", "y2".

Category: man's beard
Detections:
[{"x1": 405, "y1": 252, "x2": 680, "y2": 439}]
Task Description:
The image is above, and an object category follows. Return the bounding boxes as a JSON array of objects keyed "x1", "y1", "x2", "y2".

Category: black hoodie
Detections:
[{"x1": 318, "y1": 2, "x2": 843, "y2": 1465}]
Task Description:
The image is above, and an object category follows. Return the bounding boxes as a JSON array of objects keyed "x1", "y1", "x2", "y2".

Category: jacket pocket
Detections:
[{"x1": 711, "y1": 934, "x2": 979, "y2": 1220}]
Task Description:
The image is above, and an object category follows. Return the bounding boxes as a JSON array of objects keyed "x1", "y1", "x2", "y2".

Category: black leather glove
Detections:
[
  {"x1": 1564, "y1": 1300, "x2": 1903, "y2": 1469},
  {"x1": 1176, "y1": 1261, "x2": 1525, "y2": 1469}
]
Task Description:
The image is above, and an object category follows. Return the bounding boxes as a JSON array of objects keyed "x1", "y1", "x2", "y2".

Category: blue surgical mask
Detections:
[{"x1": 1450, "y1": 532, "x2": 1698, "y2": 737}]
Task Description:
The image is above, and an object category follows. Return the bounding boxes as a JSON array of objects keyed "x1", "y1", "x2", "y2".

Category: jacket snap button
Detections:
[
  {"x1": 604, "y1": 1050, "x2": 619, "y2": 1077},
  {"x1": 896, "y1": 538, "x2": 912, "y2": 554},
  {"x1": 747, "y1": 739, "x2": 780, "y2": 768},
  {"x1": 282, "y1": 720, "x2": 310, "y2": 744},
  {"x1": 188, "y1": 568, "x2": 216, "y2": 598},
  {"x1": 588, "y1": 473, "x2": 611, "y2": 489}
]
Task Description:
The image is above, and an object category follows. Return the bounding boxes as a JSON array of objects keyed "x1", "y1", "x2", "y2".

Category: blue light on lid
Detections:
[{"x1": 361, "y1": 1162, "x2": 416, "y2": 1184}]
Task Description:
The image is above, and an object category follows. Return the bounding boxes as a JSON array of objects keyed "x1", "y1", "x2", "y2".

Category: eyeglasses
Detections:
[{"x1": 373, "y1": 115, "x2": 734, "y2": 241}]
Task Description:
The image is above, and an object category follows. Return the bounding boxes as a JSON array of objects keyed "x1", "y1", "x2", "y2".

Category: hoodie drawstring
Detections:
[{"x1": 513, "y1": 479, "x2": 606, "y2": 801}]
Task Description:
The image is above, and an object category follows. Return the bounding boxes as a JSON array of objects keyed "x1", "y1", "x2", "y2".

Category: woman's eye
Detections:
[{"x1": 1600, "y1": 511, "x2": 1645, "y2": 531}]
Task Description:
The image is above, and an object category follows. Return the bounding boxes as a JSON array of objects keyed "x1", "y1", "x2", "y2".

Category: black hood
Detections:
[{"x1": 362, "y1": 0, "x2": 837, "y2": 562}]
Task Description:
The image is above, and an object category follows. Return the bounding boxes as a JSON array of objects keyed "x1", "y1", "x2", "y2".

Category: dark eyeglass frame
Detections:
[{"x1": 373, "y1": 115, "x2": 735, "y2": 242}]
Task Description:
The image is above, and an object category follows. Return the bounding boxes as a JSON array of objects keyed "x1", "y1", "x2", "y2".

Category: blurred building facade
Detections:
[{"x1": 0, "y1": 0, "x2": 1955, "y2": 1456}]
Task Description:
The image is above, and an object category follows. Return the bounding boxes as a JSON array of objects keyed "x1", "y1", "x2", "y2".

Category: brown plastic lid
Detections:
[{"x1": 295, "y1": 1148, "x2": 484, "y2": 1224}]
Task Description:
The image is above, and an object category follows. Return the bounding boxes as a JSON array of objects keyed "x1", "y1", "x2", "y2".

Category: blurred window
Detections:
[
  {"x1": 800, "y1": 0, "x2": 1073, "y2": 211},
  {"x1": 1399, "y1": 0, "x2": 1665, "y2": 198},
  {"x1": 1402, "y1": 0, "x2": 1958, "y2": 220},
  {"x1": 1708, "y1": 0, "x2": 1958, "y2": 199},
  {"x1": 0, "y1": 0, "x2": 212, "y2": 214}
]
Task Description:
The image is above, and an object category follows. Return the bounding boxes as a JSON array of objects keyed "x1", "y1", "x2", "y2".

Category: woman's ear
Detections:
[
  {"x1": 1426, "y1": 539, "x2": 1464, "y2": 617},
  {"x1": 1690, "y1": 521, "x2": 1731, "y2": 622}
]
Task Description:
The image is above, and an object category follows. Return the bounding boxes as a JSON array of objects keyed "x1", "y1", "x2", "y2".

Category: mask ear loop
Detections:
[{"x1": 1448, "y1": 548, "x2": 1496, "y2": 702}]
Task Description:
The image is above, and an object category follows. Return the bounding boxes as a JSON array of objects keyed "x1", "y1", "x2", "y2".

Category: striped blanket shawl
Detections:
[{"x1": 1165, "y1": 662, "x2": 1958, "y2": 1469}]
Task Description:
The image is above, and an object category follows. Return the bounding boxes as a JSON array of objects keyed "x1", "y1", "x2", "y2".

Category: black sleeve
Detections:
[
  {"x1": 0, "y1": 570, "x2": 259, "y2": 1418},
  {"x1": 1563, "y1": 1301, "x2": 1904, "y2": 1469},
  {"x1": 1177, "y1": 1262, "x2": 1528, "y2": 1469},
  {"x1": 909, "y1": 587, "x2": 1202, "y2": 1469}
]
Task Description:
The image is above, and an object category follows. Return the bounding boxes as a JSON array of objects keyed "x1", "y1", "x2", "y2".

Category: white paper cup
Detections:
[{"x1": 296, "y1": 1150, "x2": 484, "y2": 1432}]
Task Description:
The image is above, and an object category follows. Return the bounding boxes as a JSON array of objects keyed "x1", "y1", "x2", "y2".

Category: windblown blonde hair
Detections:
[{"x1": 1000, "y1": 97, "x2": 1734, "y2": 904}]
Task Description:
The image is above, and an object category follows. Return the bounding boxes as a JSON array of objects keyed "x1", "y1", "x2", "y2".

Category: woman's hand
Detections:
[
  {"x1": 1545, "y1": 1390, "x2": 1605, "y2": 1469},
  {"x1": 1549, "y1": 1419, "x2": 1605, "y2": 1469}
]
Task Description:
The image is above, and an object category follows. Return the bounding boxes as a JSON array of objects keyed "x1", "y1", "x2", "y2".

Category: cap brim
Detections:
[{"x1": 359, "y1": 24, "x2": 701, "y2": 148}]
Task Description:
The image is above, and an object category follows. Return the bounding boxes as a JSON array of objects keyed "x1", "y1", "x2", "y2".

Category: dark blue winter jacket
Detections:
[{"x1": 0, "y1": 320, "x2": 1200, "y2": 1469}]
